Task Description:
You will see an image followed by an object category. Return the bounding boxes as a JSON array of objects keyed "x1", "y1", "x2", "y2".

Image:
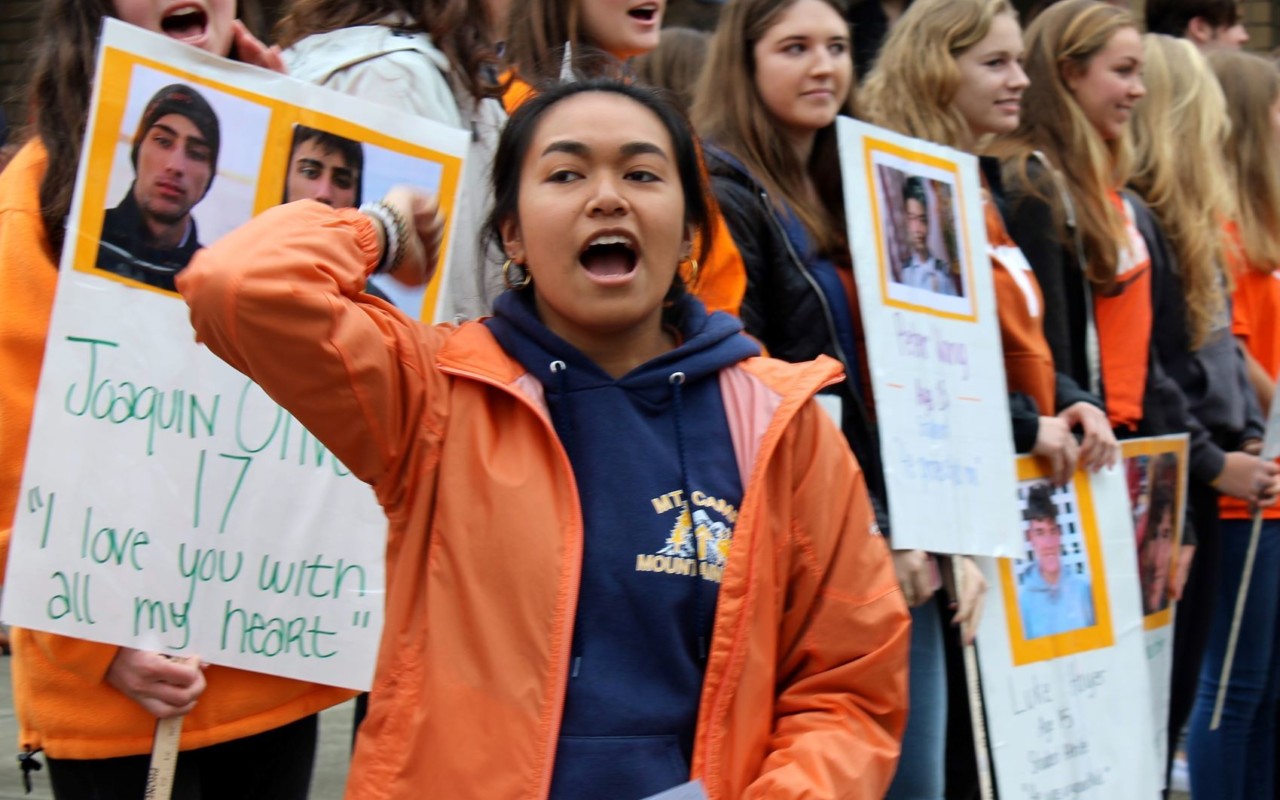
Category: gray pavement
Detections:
[{"x1": 0, "y1": 652, "x2": 353, "y2": 799}]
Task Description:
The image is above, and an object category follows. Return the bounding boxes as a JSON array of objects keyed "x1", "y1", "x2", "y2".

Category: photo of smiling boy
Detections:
[
  {"x1": 96, "y1": 83, "x2": 219, "y2": 291},
  {"x1": 282, "y1": 125, "x2": 362, "y2": 209},
  {"x1": 1017, "y1": 482, "x2": 1096, "y2": 639}
]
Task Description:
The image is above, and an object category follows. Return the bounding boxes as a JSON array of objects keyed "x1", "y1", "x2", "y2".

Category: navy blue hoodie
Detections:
[{"x1": 486, "y1": 290, "x2": 760, "y2": 799}]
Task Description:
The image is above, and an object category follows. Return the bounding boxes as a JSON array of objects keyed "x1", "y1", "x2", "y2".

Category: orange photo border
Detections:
[
  {"x1": 998, "y1": 456, "x2": 1115, "y2": 666},
  {"x1": 863, "y1": 137, "x2": 979, "y2": 322},
  {"x1": 74, "y1": 47, "x2": 464, "y2": 320},
  {"x1": 1120, "y1": 437, "x2": 1190, "y2": 631}
]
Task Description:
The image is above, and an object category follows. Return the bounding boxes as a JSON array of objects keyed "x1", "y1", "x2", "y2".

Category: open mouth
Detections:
[
  {"x1": 580, "y1": 234, "x2": 639, "y2": 280},
  {"x1": 628, "y1": 4, "x2": 660, "y2": 23},
  {"x1": 161, "y1": 5, "x2": 209, "y2": 42}
]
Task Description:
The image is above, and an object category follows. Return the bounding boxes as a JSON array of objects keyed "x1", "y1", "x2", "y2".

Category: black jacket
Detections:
[
  {"x1": 705, "y1": 144, "x2": 892, "y2": 537},
  {"x1": 95, "y1": 189, "x2": 202, "y2": 291}
]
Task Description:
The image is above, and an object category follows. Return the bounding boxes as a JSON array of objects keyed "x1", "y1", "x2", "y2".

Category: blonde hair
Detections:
[
  {"x1": 1208, "y1": 50, "x2": 1280, "y2": 272},
  {"x1": 1130, "y1": 35, "x2": 1232, "y2": 349},
  {"x1": 993, "y1": 0, "x2": 1136, "y2": 289},
  {"x1": 692, "y1": 0, "x2": 855, "y2": 256},
  {"x1": 861, "y1": 0, "x2": 1016, "y2": 149}
]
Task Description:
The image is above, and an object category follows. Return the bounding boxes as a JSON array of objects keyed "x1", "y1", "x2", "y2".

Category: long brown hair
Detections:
[
  {"x1": 504, "y1": 0, "x2": 605, "y2": 84},
  {"x1": 993, "y1": 0, "x2": 1136, "y2": 289},
  {"x1": 1130, "y1": 35, "x2": 1232, "y2": 348},
  {"x1": 26, "y1": 0, "x2": 263, "y2": 258},
  {"x1": 1209, "y1": 50, "x2": 1280, "y2": 272},
  {"x1": 861, "y1": 0, "x2": 1016, "y2": 150},
  {"x1": 692, "y1": 0, "x2": 855, "y2": 257},
  {"x1": 276, "y1": 0, "x2": 500, "y2": 100}
]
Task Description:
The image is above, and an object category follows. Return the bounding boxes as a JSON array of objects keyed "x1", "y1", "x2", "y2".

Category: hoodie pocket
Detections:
[{"x1": 549, "y1": 734, "x2": 690, "y2": 800}]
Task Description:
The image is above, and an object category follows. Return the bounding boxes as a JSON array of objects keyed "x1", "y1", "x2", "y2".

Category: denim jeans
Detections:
[
  {"x1": 1187, "y1": 518, "x2": 1280, "y2": 800},
  {"x1": 887, "y1": 595, "x2": 947, "y2": 800}
]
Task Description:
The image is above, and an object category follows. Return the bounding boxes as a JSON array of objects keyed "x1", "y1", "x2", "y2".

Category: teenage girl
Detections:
[
  {"x1": 1185, "y1": 49, "x2": 1280, "y2": 800},
  {"x1": 179, "y1": 77, "x2": 910, "y2": 800},
  {"x1": 1127, "y1": 34, "x2": 1280, "y2": 786},
  {"x1": 0, "y1": 2, "x2": 350, "y2": 796}
]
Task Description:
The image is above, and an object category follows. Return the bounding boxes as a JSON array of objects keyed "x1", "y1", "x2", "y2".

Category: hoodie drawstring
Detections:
[
  {"x1": 550, "y1": 360, "x2": 585, "y2": 678},
  {"x1": 669, "y1": 372, "x2": 707, "y2": 662}
]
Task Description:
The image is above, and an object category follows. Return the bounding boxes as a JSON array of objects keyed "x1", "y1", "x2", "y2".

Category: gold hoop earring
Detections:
[
  {"x1": 503, "y1": 258, "x2": 532, "y2": 290},
  {"x1": 686, "y1": 258, "x2": 700, "y2": 285}
]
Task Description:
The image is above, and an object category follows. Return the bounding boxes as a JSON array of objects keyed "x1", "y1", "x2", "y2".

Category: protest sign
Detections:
[
  {"x1": 975, "y1": 457, "x2": 1159, "y2": 799},
  {"x1": 1120, "y1": 435, "x2": 1189, "y2": 786},
  {"x1": 837, "y1": 118, "x2": 1020, "y2": 555},
  {"x1": 1, "y1": 20, "x2": 470, "y2": 691}
]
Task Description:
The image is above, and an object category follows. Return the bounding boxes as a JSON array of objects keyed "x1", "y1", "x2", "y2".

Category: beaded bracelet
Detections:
[{"x1": 360, "y1": 200, "x2": 410, "y2": 275}]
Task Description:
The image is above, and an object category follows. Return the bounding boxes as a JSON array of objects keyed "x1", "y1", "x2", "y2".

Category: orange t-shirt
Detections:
[
  {"x1": 985, "y1": 194, "x2": 1055, "y2": 417},
  {"x1": 1221, "y1": 222, "x2": 1280, "y2": 519},
  {"x1": 1091, "y1": 192, "x2": 1152, "y2": 430}
]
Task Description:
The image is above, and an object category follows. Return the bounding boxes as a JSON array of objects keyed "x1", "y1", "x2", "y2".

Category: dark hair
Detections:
[
  {"x1": 1146, "y1": 0, "x2": 1240, "y2": 37},
  {"x1": 483, "y1": 79, "x2": 713, "y2": 304},
  {"x1": 276, "y1": 1, "x2": 500, "y2": 101},
  {"x1": 903, "y1": 176, "x2": 929, "y2": 209},
  {"x1": 286, "y1": 125, "x2": 364, "y2": 205},
  {"x1": 26, "y1": 0, "x2": 262, "y2": 259},
  {"x1": 131, "y1": 84, "x2": 221, "y2": 184},
  {"x1": 1146, "y1": 483, "x2": 1175, "y2": 539},
  {"x1": 1025, "y1": 483, "x2": 1058, "y2": 523}
]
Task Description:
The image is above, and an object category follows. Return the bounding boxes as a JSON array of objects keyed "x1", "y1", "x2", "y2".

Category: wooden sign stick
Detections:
[
  {"x1": 955, "y1": 558, "x2": 995, "y2": 800},
  {"x1": 1209, "y1": 508, "x2": 1264, "y2": 730},
  {"x1": 144, "y1": 716, "x2": 183, "y2": 800}
]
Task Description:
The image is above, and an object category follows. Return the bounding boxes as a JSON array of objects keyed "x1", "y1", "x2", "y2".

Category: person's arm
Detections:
[
  {"x1": 178, "y1": 196, "x2": 447, "y2": 492},
  {"x1": 1008, "y1": 391, "x2": 1040, "y2": 454},
  {"x1": 1004, "y1": 186, "x2": 1081, "y2": 397},
  {"x1": 744, "y1": 400, "x2": 909, "y2": 798},
  {"x1": 1242, "y1": 344, "x2": 1274, "y2": 415}
]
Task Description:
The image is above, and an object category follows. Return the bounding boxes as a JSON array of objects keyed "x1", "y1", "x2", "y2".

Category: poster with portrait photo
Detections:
[
  {"x1": 973, "y1": 457, "x2": 1158, "y2": 799},
  {"x1": 1121, "y1": 435, "x2": 1189, "y2": 789},
  {"x1": 3, "y1": 21, "x2": 469, "y2": 692},
  {"x1": 836, "y1": 117, "x2": 1020, "y2": 556}
]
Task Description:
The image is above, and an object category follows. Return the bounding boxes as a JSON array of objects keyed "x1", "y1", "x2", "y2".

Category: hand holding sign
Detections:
[{"x1": 105, "y1": 649, "x2": 205, "y2": 718}]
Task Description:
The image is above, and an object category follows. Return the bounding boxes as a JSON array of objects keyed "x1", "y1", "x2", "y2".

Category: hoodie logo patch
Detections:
[{"x1": 635, "y1": 490, "x2": 737, "y2": 584}]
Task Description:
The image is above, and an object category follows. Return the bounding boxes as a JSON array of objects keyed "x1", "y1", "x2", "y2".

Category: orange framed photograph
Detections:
[{"x1": 999, "y1": 459, "x2": 1115, "y2": 666}]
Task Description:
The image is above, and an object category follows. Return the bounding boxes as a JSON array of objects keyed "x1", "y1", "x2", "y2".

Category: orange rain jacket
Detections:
[{"x1": 179, "y1": 201, "x2": 910, "y2": 800}]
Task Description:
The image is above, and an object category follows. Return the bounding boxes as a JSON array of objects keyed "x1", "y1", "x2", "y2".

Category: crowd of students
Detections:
[{"x1": 1, "y1": 0, "x2": 1279, "y2": 798}]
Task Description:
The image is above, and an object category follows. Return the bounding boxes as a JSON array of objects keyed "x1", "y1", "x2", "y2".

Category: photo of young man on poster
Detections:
[{"x1": 95, "y1": 83, "x2": 220, "y2": 291}]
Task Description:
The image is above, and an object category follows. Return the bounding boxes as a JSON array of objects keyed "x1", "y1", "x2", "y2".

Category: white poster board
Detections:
[
  {"x1": 976, "y1": 457, "x2": 1159, "y2": 799},
  {"x1": 837, "y1": 117, "x2": 1020, "y2": 556},
  {"x1": 1, "y1": 21, "x2": 470, "y2": 691}
]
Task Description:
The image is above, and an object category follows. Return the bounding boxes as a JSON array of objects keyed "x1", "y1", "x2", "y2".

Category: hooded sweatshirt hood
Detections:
[{"x1": 486, "y1": 290, "x2": 759, "y2": 798}]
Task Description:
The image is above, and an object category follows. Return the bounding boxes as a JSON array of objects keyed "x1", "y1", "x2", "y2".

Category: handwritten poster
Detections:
[
  {"x1": 1, "y1": 21, "x2": 470, "y2": 690},
  {"x1": 836, "y1": 118, "x2": 1019, "y2": 555},
  {"x1": 975, "y1": 457, "x2": 1159, "y2": 799}
]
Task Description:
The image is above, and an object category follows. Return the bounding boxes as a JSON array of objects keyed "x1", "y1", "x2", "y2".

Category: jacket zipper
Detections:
[
  {"x1": 436, "y1": 363, "x2": 584, "y2": 800},
  {"x1": 758, "y1": 189, "x2": 879, "y2": 435}
]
